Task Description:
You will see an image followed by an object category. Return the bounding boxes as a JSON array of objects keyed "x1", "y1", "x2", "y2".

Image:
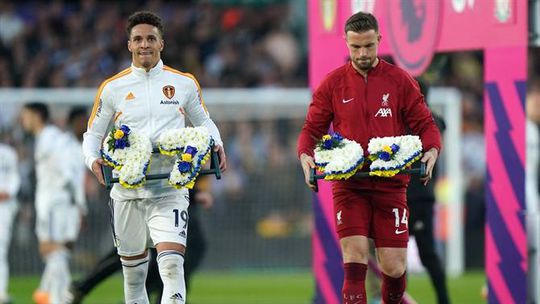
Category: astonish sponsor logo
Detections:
[{"x1": 160, "y1": 100, "x2": 180, "y2": 105}]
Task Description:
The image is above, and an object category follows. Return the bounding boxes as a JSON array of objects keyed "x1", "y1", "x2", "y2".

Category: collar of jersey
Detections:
[{"x1": 131, "y1": 60, "x2": 164, "y2": 78}]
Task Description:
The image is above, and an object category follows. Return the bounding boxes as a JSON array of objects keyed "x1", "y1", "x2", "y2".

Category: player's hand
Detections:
[
  {"x1": 91, "y1": 158, "x2": 106, "y2": 186},
  {"x1": 420, "y1": 147, "x2": 439, "y2": 186},
  {"x1": 300, "y1": 153, "x2": 316, "y2": 190},
  {"x1": 214, "y1": 144, "x2": 227, "y2": 172}
]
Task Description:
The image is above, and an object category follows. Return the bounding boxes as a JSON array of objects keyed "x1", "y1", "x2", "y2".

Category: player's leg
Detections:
[
  {"x1": 34, "y1": 203, "x2": 77, "y2": 304},
  {"x1": 412, "y1": 204, "x2": 450, "y2": 304},
  {"x1": 372, "y1": 191, "x2": 409, "y2": 304},
  {"x1": 148, "y1": 194, "x2": 189, "y2": 303},
  {"x1": 113, "y1": 198, "x2": 151, "y2": 304},
  {"x1": 0, "y1": 202, "x2": 16, "y2": 303},
  {"x1": 334, "y1": 190, "x2": 372, "y2": 304},
  {"x1": 146, "y1": 248, "x2": 164, "y2": 304}
]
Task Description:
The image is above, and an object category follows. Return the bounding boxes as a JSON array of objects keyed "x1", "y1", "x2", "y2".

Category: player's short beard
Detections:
[{"x1": 352, "y1": 57, "x2": 374, "y2": 74}]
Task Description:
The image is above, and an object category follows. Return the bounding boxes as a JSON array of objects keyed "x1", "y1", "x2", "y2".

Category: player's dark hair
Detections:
[
  {"x1": 67, "y1": 106, "x2": 88, "y2": 125},
  {"x1": 24, "y1": 102, "x2": 49, "y2": 122},
  {"x1": 345, "y1": 11, "x2": 379, "y2": 34},
  {"x1": 126, "y1": 11, "x2": 164, "y2": 38}
]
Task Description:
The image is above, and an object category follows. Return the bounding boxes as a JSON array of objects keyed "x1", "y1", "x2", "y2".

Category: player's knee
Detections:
[
  {"x1": 380, "y1": 260, "x2": 406, "y2": 278},
  {"x1": 340, "y1": 236, "x2": 369, "y2": 263},
  {"x1": 121, "y1": 256, "x2": 149, "y2": 287}
]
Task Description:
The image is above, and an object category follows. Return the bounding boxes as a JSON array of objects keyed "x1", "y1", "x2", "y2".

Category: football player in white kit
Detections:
[
  {"x1": 83, "y1": 11, "x2": 226, "y2": 304},
  {"x1": 20, "y1": 103, "x2": 84, "y2": 304},
  {"x1": 0, "y1": 142, "x2": 20, "y2": 304}
]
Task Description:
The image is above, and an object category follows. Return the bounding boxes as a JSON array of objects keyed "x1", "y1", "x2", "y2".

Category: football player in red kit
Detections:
[{"x1": 297, "y1": 12, "x2": 441, "y2": 304}]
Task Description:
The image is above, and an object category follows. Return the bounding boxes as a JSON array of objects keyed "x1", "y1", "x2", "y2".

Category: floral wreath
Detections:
[
  {"x1": 313, "y1": 132, "x2": 364, "y2": 180},
  {"x1": 367, "y1": 135, "x2": 423, "y2": 177},
  {"x1": 101, "y1": 125, "x2": 153, "y2": 188},
  {"x1": 157, "y1": 126, "x2": 213, "y2": 189}
]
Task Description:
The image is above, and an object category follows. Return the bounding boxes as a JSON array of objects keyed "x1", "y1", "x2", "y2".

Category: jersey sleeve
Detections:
[
  {"x1": 183, "y1": 76, "x2": 224, "y2": 147},
  {"x1": 297, "y1": 78, "x2": 334, "y2": 158},
  {"x1": 401, "y1": 76, "x2": 442, "y2": 152},
  {"x1": 83, "y1": 81, "x2": 116, "y2": 170}
]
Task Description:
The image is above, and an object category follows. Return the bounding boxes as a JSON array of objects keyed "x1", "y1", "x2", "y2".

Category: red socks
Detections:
[
  {"x1": 342, "y1": 263, "x2": 367, "y2": 304},
  {"x1": 381, "y1": 272, "x2": 406, "y2": 304}
]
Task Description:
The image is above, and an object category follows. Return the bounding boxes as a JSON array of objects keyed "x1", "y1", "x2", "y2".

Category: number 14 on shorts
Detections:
[{"x1": 392, "y1": 208, "x2": 408, "y2": 235}]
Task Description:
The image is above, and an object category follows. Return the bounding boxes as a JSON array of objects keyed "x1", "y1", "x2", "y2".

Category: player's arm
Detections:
[
  {"x1": 0, "y1": 148, "x2": 21, "y2": 202},
  {"x1": 297, "y1": 79, "x2": 334, "y2": 189},
  {"x1": 401, "y1": 77, "x2": 441, "y2": 185},
  {"x1": 83, "y1": 82, "x2": 116, "y2": 185},
  {"x1": 183, "y1": 77, "x2": 227, "y2": 172}
]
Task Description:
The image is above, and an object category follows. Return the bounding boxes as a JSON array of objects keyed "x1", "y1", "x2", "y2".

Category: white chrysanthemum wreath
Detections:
[
  {"x1": 101, "y1": 125, "x2": 153, "y2": 188},
  {"x1": 157, "y1": 126, "x2": 213, "y2": 189},
  {"x1": 314, "y1": 133, "x2": 364, "y2": 180},
  {"x1": 367, "y1": 135, "x2": 422, "y2": 177}
]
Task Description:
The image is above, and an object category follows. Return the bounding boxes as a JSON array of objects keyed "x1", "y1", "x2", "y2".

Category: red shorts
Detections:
[{"x1": 333, "y1": 188, "x2": 409, "y2": 248}]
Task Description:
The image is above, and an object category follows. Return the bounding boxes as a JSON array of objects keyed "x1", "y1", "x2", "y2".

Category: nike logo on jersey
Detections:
[
  {"x1": 125, "y1": 92, "x2": 135, "y2": 100},
  {"x1": 375, "y1": 108, "x2": 392, "y2": 117},
  {"x1": 342, "y1": 98, "x2": 354, "y2": 103},
  {"x1": 395, "y1": 228, "x2": 407, "y2": 235}
]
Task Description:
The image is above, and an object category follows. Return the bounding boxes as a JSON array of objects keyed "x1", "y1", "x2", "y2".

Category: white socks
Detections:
[
  {"x1": 38, "y1": 248, "x2": 71, "y2": 303},
  {"x1": 157, "y1": 250, "x2": 186, "y2": 303},
  {"x1": 121, "y1": 255, "x2": 150, "y2": 304}
]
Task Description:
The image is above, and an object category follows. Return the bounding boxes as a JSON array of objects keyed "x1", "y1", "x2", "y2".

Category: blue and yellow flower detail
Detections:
[
  {"x1": 368, "y1": 135, "x2": 422, "y2": 177},
  {"x1": 157, "y1": 127, "x2": 213, "y2": 189},
  {"x1": 314, "y1": 132, "x2": 364, "y2": 180},
  {"x1": 101, "y1": 125, "x2": 153, "y2": 188}
]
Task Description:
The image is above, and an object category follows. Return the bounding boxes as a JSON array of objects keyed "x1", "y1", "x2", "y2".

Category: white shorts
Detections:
[
  {"x1": 109, "y1": 194, "x2": 190, "y2": 257},
  {"x1": 0, "y1": 200, "x2": 17, "y2": 248},
  {"x1": 35, "y1": 202, "x2": 80, "y2": 243}
]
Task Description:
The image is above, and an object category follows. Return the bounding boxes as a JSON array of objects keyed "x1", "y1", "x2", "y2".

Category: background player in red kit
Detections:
[{"x1": 297, "y1": 12, "x2": 441, "y2": 304}]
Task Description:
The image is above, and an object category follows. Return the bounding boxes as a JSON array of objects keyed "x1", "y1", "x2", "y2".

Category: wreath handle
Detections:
[
  {"x1": 101, "y1": 144, "x2": 222, "y2": 190},
  {"x1": 309, "y1": 162, "x2": 426, "y2": 193}
]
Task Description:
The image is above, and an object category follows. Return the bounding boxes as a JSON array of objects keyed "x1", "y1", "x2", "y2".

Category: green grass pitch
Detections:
[{"x1": 9, "y1": 270, "x2": 485, "y2": 303}]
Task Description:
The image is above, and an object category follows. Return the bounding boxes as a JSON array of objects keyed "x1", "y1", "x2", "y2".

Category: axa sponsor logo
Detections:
[{"x1": 375, "y1": 108, "x2": 392, "y2": 117}]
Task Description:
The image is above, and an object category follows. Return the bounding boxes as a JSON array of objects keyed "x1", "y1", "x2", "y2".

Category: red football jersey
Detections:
[{"x1": 297, "y1": 59, "x2": 442, "y2": 191}]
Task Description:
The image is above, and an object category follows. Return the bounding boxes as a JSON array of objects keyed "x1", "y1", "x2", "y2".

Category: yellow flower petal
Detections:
[{"x1": 114, "y1": 130, "x2": 125, "y2": 139}]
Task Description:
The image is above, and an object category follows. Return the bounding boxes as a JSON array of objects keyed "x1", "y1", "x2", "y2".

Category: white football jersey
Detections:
[
  {"x1": 83, "y1": 60, "x2": 223, "y2": 200},
  {"x1": 34, "y1": 125, "x2": 73, "y2": 207},
  {"x1": 0, "y1": 143, "x2": 20, "y2": 203}
]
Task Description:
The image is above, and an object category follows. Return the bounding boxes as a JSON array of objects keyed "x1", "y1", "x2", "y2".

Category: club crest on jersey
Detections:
[
  {"x1": 162, "y1": 85, "x2": 175, "y2": 99},
  {"x1": 382, "y1": 93, "x2": 390, "y2": 106}
]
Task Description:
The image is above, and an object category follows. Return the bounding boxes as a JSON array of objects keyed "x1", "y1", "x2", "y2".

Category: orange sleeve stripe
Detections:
[
  {"x1": 87, "y1": 68, "x2": 132, "y2": 129},
  {"x1": 163, "y1": 66, "x2": 208, "y2": 113},
  {"x1": 113, "y1": 111, "x2": 123, "y2": 122}
]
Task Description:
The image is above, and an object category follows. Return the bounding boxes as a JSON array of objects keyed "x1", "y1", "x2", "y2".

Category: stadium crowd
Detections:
[{"x1": 0, "y1": 0, "x2": 307, "y2": 88}]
